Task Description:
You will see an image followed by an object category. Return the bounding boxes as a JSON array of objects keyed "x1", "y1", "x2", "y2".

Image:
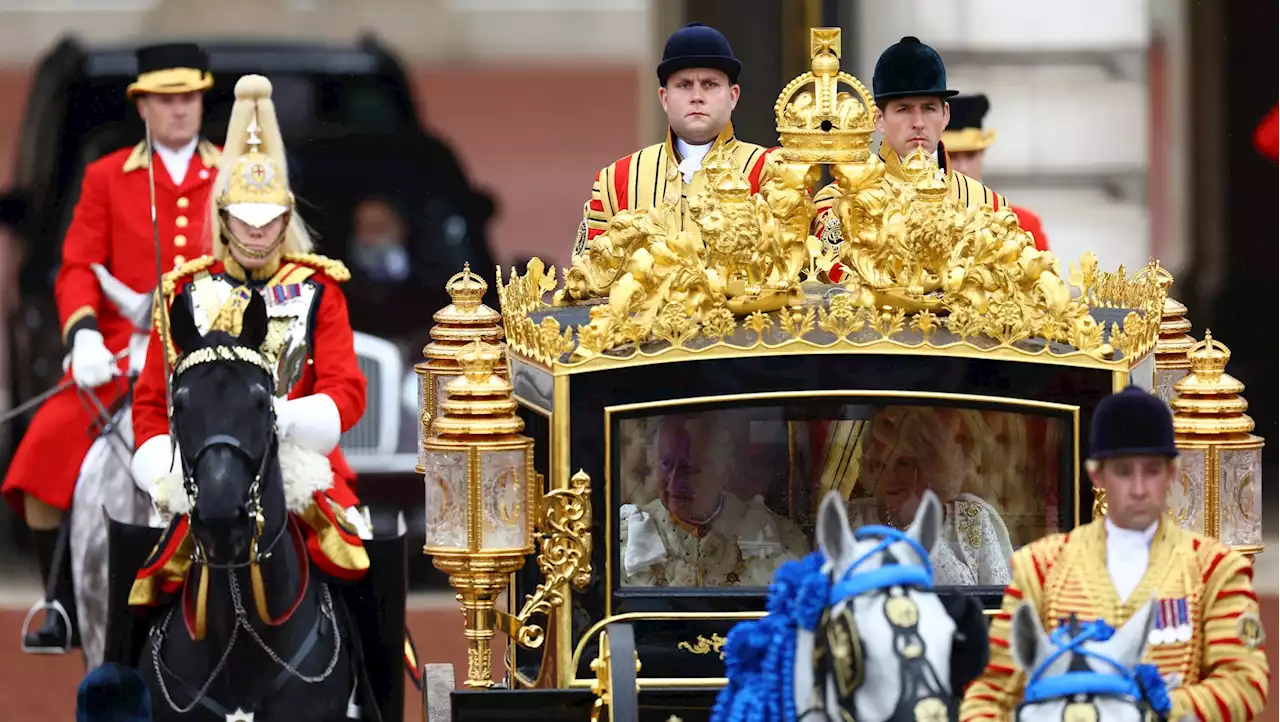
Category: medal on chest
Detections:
[{"x1": 1148, "y1": 597, "x2": 1191, "y2": 646}]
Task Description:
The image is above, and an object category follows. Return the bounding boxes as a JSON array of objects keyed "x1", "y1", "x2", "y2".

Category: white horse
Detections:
[
  {"x1": 713, "y1": 489, "x2": 961, "y2": 722},
  {"x1": 68, "y1": 265, "x2": 156, "y2": 669},
  {"x1": 1010, "y1": 599, "x2": 1172, "y2": 722}
]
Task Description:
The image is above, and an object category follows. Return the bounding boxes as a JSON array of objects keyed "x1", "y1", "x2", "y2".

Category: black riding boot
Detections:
[{"x1": 23, "y1": 527, "x2": 80, "y2": 652}]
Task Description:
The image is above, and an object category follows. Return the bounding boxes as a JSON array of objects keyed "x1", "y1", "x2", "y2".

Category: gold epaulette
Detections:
[
  {"x1": 281, "y1": 253, "x2": 350, "y2": 283},
  {"x1": 161, "y1": 256, "x2": 217, "y2": 297}
]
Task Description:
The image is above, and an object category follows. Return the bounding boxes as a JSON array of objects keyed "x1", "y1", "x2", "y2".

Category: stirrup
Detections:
[{"x1": 19, "y1": 598, "x2": 72, "y2": 654}]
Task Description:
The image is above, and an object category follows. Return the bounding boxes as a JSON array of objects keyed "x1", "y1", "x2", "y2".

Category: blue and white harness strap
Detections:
[{"x1": 828, "y1": 525, "x2": 934, "y2": 604}]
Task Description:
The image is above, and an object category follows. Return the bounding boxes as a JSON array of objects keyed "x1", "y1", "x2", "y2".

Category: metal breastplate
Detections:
[{"x1": 188, "y1": 271, "x2": 318, "y2": 396}]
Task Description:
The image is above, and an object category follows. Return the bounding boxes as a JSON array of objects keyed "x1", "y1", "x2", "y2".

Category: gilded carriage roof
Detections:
[{"x1": 497, "y1": 28, "x2": 1167, "y2": 374}]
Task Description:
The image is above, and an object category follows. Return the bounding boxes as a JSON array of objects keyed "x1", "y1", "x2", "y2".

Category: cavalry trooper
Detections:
[
  {"x1": 573, "y1": 22, "x2": 776, "y2": 257},
  {"x1": 128, "y1": 73, "x2": 367, "y2": 527},
  {"x1": 2, "y1": 42, "x2": 219, "y2": 653},
  {"x1": 812, "y1": 37, "x2": 1007, "y2": 279},
  {"x1": 961, "y1": 386, "x2": 1270, "y2": 721},
  {"x1": 942, "y1": 94, "x2": 1050, "y2": 251}
]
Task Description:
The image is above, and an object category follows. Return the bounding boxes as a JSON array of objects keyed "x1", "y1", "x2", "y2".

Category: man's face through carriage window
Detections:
[{"x1": 655, "y1": 419, "x2": 724, "y2": 524}]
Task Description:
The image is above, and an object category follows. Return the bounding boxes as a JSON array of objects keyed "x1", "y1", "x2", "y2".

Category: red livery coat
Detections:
[
  {"x1": 2, "y1": 140, "x2": 220, "y2": 515},
  {"x1": 132, "y1": 255, "x2": 367, "y2": 508}
]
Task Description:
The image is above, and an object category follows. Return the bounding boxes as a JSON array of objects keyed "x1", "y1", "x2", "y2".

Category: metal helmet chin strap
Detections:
[
  {"x1": 217, "y1": 207, "x2": 292, "y2": 262},
  {"x1": 808, "y1": 526, "x2": 953, "y2": 722},
  {"x1": 169, "y1": 344, "x2": 284, "y2": 570}
]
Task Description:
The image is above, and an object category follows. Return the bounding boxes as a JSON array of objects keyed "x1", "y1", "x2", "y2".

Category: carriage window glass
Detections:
[{"x1": 616, "y1": 402, "x2": 1071, "y2": 590}]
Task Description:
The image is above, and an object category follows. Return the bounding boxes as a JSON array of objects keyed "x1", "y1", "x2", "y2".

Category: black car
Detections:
[{"x1": 7, "y1": 33, "x2": 497, "y2": 437}]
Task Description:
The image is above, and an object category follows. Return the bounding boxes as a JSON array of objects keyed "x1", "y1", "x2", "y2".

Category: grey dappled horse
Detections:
[{"x1": 69, "y1": 265, "x2": 155, "y2": 669}]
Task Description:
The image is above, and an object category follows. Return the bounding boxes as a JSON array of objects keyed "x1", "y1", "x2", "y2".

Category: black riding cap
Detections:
[
  {"x1": 1089, "y1": 385, "x2": 1180, "y2": 460},
  {"x1": 657, "y1": 22, "x2": 741, "y2": 86},
  {"x1": 872, "y1": 36, "x2": 958, "y2": 102}
]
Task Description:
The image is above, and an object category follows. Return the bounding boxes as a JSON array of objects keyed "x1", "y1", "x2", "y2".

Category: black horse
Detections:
[{"x1": 137, "y1": 292, "x2": 363, "y2": 721}]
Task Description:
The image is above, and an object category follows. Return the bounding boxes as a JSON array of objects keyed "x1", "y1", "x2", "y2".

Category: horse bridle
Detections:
[
  {"x1": 804, "y1": 525, "x2": 952, "y2": 722},
  {"x1": 1018, "y1": 617, "x2": 1164, "y2": 722},
  {"x1": 169, "y1": 344, "x2": 286, "y2": 569}
]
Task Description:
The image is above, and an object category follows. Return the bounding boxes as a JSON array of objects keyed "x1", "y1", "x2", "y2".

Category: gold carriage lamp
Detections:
[
  {"x1": 421, "y1": 339, "x2": 535, "y2": 688},
  {"x1": 1170, "y1": 331, "x2": 1265, "y2": 558},
  {"x1": 420, "y1": 339, "x2": 594, "y2": 688},
  {"x1": 417, "y1": 263, "x2": 505, "y2": 473}
]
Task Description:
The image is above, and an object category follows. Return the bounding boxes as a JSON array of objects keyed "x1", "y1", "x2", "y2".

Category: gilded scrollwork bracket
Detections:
[{"x1": 495, "y1": 469, "x2": 593, "y2": 649}]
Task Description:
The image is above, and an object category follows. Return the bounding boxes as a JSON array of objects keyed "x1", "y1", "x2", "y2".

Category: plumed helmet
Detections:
[
  {"x1": 211, "y1": 74, "x2": 313, "y2": 256},
  {"x1": 1089, "y1": 386, "x2": 1179, "y2": 460}
]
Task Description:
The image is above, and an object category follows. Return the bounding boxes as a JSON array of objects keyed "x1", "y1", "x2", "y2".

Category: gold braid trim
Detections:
[
  {"x1": 172, "y1": 344, "x2": 274, "y2": 379},
  {"x1": 161, "y1": 256, "x2": 217, "y2": 298},
  {"x1": 281, "y1": 253, "x2": 350, "y2": 283},
  {"x1": 154, "y1": 256, "x2": 218, "y2": 364}
]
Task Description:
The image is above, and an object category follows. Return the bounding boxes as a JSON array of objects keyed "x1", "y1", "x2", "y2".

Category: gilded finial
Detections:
[
  {"x1": 446, "y1": 263, "x2": 488, "y2": 310},
  {"x1": 1172, "y1": 330, "x2": 1253, "y2": 437},
  {"x1": 900, "y1": 143, "x2": 948, "y2": 198},
  {"x1": 457, "y1": 339, "x2": 502, "y2": 382},
  {"x1": 774, "y1": 26, "x2": 875, "y2": 165},
  {"x1": 246, "y1": 113, "x2": 263, "y2": 153},
  {"x1": 1187, "y1": 329, "x2": 1230, "y2": 375},
  {"x1": 434, "y1": 339, "x2": 521, "y2": 438}
]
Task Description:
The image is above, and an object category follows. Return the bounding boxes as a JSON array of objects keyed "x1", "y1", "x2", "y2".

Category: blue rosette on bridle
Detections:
[{"x1": 710, "y1": 552, "x2": 831, "y2": 722}]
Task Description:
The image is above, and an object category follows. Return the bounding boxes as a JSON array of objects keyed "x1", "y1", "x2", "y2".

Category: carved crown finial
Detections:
[
  {"x1": 773, "y1": 27, "x2": 876, "y2": 165},
  {"x1": 1188, "y1": 329, "x2": 1231, "y2": 376},
  {"x1": 446, "y1": 262, "x2": 488, "y2": 308},
  {"x1": 456, "y1": 339, "x2": 502, "y2": 381}
]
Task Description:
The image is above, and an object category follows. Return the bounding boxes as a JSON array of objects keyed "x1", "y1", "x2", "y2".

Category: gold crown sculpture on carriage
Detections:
[{"x1": 414, "y1": 28, "x2": 1265, "y2": 722}]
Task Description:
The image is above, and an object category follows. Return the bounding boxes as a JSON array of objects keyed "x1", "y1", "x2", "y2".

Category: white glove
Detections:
[
  {"x1": 70, "y1": 328, "x2": 117, "y2": 389},
  {"x1": 274, "y1": 394, "x2": 342, "y2": 456},
  {"x1": 131, "y1": 434, "x2": 183, "y2": 502}
]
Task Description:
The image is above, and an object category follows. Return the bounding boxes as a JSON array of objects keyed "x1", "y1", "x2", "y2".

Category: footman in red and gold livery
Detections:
[
  {"x1": 574, "y1": 22, "x2": 776, "y2": 258},
  {"x1": 961, "y1": 386, "x2": 1269, "y2": 722}
]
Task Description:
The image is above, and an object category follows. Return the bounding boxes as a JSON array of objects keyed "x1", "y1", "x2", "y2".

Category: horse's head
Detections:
[
  {"x1": 168, "y1": 291, "x2": 279, "y2": 566},
  {"x1": 1011, "y1": 599, "x2": 1160, "y2": 722},
  {"x1": 802, "y1": 489, "x2": 956, "y2": 722}
]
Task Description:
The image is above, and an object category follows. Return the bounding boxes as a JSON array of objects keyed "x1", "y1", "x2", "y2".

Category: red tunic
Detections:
[
  {"x1": 1, "y1": 140, "x2": 220, "y2": 515},
  {"x1": 131, "y1": 256, "x2": 366, "y2": 508}
]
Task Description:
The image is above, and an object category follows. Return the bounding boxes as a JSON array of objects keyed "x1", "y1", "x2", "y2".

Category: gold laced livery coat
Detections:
[
  {"x1": 960, "y1": 519, "x2": 1269, "y2": 722},
  {"x1": 574, "y1": 123, "x2": 776, "y2": 256}
]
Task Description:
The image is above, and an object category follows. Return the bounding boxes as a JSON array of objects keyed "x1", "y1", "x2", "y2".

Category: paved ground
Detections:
[{"x1": 0, "y1": 547, "x2": 1273, "y2": 720}]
